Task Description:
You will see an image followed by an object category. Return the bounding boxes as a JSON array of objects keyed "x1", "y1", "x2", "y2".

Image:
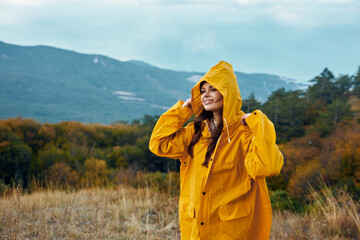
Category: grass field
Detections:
[{"x1": 1, "y1": 185, "x2": 359, "y2": 240}]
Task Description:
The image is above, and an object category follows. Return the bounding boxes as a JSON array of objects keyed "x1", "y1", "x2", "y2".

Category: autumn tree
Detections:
[
  {"x1": 47, "y1": 162, "x2": 79, "y2": 187},
  {"x1": 287, "y1": 159, "x2": 324, "y2": 200},
  {"x1": 83, "y1": 157, "x2": 107, "y2": 187},
  {"x1": 319, "y1": 122, "x2": 360, "y2": 192}
]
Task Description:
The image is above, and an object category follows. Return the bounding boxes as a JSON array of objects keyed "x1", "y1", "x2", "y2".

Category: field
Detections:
[{"x1": 1, "y1": 185, "x2": 359, "y2": 240}]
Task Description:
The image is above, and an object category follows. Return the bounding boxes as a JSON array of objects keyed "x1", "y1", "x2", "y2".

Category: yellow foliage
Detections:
[
  {"x1": 287, "y1": 159, "x2": 324, "y2": 200},
  {"x1": 84, "y1": 157, "x2": 107, "y2": 187}
]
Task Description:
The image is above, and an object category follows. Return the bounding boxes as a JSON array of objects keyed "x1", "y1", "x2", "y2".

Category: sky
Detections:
[{"x1": 0, "y1": 0, "x2": 359, "y2": 82}]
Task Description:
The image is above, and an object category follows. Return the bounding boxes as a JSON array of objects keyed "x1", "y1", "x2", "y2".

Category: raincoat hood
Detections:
[{"x1": 191, "y1": 61, "x2": 243, "y2": 125}]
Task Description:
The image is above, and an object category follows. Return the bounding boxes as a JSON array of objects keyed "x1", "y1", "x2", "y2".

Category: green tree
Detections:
[
  {"x1": 0, "y1": 127, "x2": 32, "y2": 184},
  {"x1": 334, "y1": 74, "x2": 353, "y2": 98},
  {"x1": 241, "y1": 92, "x2": 262, "y2": 113},
  {"x1": 262, "y1": 88, "x2": 306, "y2": 142},
  {"x1": 353, "y1": 66, "x2": 360, "y2": 95},
  {"x1": 315, "y1": 98, "x2": 353, "y2": 136},
  {"x1": 307, "y1": 68, "x2": 336, "y2": 106},
  {"x1": 107, "y1": 146, "x2": 128, "y2": 168},
  {"x1": 30, "y1": 144, "x2": 72, "y2": 177}
]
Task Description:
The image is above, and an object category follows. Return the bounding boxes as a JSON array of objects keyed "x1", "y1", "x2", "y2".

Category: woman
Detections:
[{"x1": 149, "y1": 61, "x2": 283, "y2": 239}]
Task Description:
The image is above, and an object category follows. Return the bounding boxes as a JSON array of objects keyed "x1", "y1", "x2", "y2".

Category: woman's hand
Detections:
[
  {"x1": 241, "y1": 113, "x2": 251, "y2": 126},
  {"x1": 182, "y1": 98, "x2": 192, "y2": 109}
]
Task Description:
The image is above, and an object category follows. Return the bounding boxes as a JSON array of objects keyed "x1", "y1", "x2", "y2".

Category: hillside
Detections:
[
  {"x1": 0, "y1": 41, "x2": 306, "y2": 124},
  {"x1": 349, "y1": 95, "x2": 360, "y2": 119}
]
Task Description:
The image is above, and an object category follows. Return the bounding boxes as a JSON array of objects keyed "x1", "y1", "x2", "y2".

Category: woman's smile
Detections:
[{"x1": 203, "y1": 99, "x2": 215, "y2": 105}]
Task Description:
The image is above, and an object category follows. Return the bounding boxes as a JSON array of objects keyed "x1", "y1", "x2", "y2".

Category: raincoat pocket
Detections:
[
  {"x1": 179, "y1": 197, "x2": 195, "y2": 233},
  {"x1": 218, "y1": 202, "x2": 252, "y2": 239}
]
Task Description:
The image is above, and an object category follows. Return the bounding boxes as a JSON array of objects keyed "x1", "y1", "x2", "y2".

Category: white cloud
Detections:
[
  {"x1": 318, "y1": 0, "x2": 354, "y2": 4},
  {"x1": 100, "y1": 0, "x2": 138, "y2": 4},
  {"x1": 267, "y1": 6, "x2": 305, "y2": 26},
  {"x1": 0, "y1": 0, "x2": 358, "y2": 81},
  {"x1": 184, "y1": 32, "x2": 218, "y2": 55},
  {"x1": 186, "y1": 75, "x2": 203, "y2": 83},
  {"x1": 117, "y1": 96, "x2": 145, "y2": 101},
  {"x1": 150, "y1": 104, "x2": 169, "y2": 110},
  {"x1": 0, "y1": 11, "x2": 21, "y2": 25},
  {"x1": 241, "y1": 0, "x2": 360, "y2": 27},
  {"x1": 0, "y1": 0, "x2": 42, "y2": 6},
  {"x1": 113, "y1": 91, "x2": 136, "y2": 96},
  {"x1": 235, "y1": 0, "x2": 355, "y2": 6},
  {"x1": 0, "y1": 0, "x2": 137, "y2": 6},
  {"x1": 276, "y1": 12, "x2": 302, "y2": 24}
]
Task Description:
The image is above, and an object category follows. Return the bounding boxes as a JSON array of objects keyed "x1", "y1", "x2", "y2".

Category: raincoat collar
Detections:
[{"x1": 191, "y1": 61, "x2": 244, "y2": 127}]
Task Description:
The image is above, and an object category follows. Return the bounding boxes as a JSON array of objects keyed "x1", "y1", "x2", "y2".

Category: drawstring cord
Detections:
[
  {"x1": 204, "y1": 117, "x2": 231, "y2": 166},
  {"x1": 223, "y1": 118, "x2": 231, "y2": 142},
  {"x1": 205, "y1": 118, "x2": 231, "y2": 143},
  {"x1": 205, "y1": 120, "x2": 211, "y2": 133}
]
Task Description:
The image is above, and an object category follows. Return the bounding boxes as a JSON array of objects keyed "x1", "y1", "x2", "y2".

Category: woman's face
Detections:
[{"x1": 200, "y1": 82, "x2": 223, "y2": 112}]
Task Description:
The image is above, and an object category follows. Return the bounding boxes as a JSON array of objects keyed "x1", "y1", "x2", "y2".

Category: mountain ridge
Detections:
[{"x1": 0, "y1": 41, "x2": 306, "y2": 124}]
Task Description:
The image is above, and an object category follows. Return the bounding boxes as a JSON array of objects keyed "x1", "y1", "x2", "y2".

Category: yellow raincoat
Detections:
[{"x1": 149, "y1": 61, "x2": 284, "y2": 239}]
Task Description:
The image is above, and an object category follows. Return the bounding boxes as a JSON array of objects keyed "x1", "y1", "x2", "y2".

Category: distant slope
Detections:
[
  {"x1": 0, "y1": 41, "x2": 306, "y2": 124},
  {"x1": 349, "y1": 95, "x2": 360, "y2": 119}
]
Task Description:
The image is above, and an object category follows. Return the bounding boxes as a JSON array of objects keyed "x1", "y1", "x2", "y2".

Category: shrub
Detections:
[{"x1": 270, "y1": 190, "x2": 303, "y2": 213}]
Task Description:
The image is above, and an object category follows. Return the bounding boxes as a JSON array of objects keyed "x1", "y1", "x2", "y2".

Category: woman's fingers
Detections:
[
  {"x1": 182, "y1": 98, "x2": 192, "y2": 108},
  {"x1": 241, "y1": 113, "x2": 251, "y2": 125}
]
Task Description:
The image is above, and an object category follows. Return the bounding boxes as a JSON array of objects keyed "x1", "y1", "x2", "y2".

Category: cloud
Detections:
[
  {"x1": 318, "y1": 0, "x2": 354, "y2": 4},
  {"x1": 0, "y1": 0, "x2": 358, "y2": 81},
  {"x1": 185, "y1": 32, "x2": 218, "y2": 54},
  {"x1": 113, "y1": 91, "x2": 136, "y2": 96},
  {"x1": 275, "y1": 12, "x2": 302, "y2": 25},
  {"x1": 0, "y1": 0, "x2": 42, "y2": 6},
  {"x1": 0, "y1": 11, "x2": 21, "y2": 25},
  {"x1": 235, "y1": 0, "x2": 355, "y2": 6},
  {"x1": 232, "y1": 0, "x2": 359, "y2": 27}
]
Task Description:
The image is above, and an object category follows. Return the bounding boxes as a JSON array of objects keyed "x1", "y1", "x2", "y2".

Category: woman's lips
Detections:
[{"x1": 203, "y1": 100, "x2": 214, "y2": 105}]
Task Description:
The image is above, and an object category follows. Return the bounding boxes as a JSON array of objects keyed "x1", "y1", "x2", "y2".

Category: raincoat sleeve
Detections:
[
  {"x1": 243, "y1": 110, "x2": 284, "y2": 179},
  {"x1": 149, "y1": 100, "x2": 194, "y2": 160}
]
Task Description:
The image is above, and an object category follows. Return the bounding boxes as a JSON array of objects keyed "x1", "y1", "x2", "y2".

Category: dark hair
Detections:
[{"x1": 187, "y1": 81, "x2": 223, "y2": 167}]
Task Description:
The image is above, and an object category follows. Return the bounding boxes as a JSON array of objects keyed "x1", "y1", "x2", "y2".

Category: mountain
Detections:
[{"x1": 0, "y1": 41, "x2": 306, "y2": 124}]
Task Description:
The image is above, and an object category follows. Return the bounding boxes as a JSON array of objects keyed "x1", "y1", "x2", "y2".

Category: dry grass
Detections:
[
  {"x1": 271, "y1": 187, "x2": 360, "y2": 240},
  {"x1": 1, "y1": 185, "x2": 359, "y2": 240},
  {"x1": 0, "y1": 185, "x2": 180, "y2": 240}
]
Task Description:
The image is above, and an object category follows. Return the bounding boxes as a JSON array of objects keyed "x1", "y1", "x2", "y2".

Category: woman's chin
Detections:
[
  {"x1": 203, "y1": 106, "x2": 213, "y2": 111},
  {"x1": 203, "y1": 106, "x2": 219, "y2": 112}
]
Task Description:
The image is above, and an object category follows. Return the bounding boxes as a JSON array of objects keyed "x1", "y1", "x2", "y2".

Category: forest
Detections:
[{"x1": 1, "y1": 66, "x2": 360, "y2": 211}]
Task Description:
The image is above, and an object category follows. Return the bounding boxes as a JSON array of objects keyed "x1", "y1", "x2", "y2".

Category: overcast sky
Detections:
[{"x1": 0, "y1": 0, "x2": 359, "y2": 82}]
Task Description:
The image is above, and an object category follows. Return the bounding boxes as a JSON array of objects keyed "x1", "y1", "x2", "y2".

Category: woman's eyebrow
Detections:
[{"x1": 200, "y1": 86, "x2": 214, "y2": 90}]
